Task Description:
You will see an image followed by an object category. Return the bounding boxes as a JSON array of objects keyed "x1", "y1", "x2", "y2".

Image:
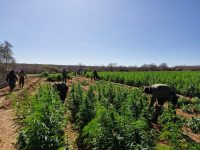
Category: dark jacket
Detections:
[
  {"x1": 55, "y1": 83, "x2": 68, "y2": 102},
  {"x1": 6, "y1": 72, "x2": 18, "y2": 85}
]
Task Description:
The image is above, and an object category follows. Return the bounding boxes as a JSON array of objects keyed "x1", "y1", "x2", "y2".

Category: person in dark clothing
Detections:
[
  {"x1": 62, "y1": 69, "x2": 68, "y2": 83},
  {"x1": 54, "y1": 83, "x2": 69, "y2": 103},
  {"x1": 83, "y1": 70, "x2": 87, "y2": 76},
  {"x1": 18, "y1": 69, "x2": 28, "y2": 89},
  {"x1": 144, "y1": 84, "x2": 179, "y2": 123},
  {"x1": 91, "y1": 70, "x2": 100, "y2": 81},
  {"x1": 6, "y1": 70, "x2": 18, "y2": 92}
]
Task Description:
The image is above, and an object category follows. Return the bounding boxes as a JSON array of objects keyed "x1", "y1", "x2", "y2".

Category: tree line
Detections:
[
  {"x1": 1, "y1": 40, "x2": 200, "y2": 80},
  {"x1": 0, "y1": 41, "x2": 15, "y2": 81},
  {"x1": 15, "y1": 63, "x2": 200, "y2": 74}
]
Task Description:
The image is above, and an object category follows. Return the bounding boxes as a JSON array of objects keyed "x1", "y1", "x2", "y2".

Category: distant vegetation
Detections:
[
  {"x1": 85, "y1": 71, "x2": 200, "y2": 97},
  {"x1": 40, "y1": 72, "x2": 72, "y2": 82},
  {"x1": 14, "y1": 63, "x2": 200, "y2": 75},
  {"x1": 0, "y1": 41, "x2": 15, "y2": 81}
]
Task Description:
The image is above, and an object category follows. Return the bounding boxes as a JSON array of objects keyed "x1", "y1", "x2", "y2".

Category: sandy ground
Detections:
[{"x1": 0, "y1": 76, "x2": 43, "y2": 150}]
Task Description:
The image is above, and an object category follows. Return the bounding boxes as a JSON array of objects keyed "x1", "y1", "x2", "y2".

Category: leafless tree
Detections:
[
  {"x1": 159, "y1": 63, "x2": 169, "y2": 71},
  {"x1": 0, "y1": 41, "x2": 16, "y2": 81}
]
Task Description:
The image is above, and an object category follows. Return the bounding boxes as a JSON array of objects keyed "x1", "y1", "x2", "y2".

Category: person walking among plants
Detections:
[
  {"x1": 62, "y1": 69, "x2": 68, "y2": 83},
  {"x1": 54, "y1": 82, "x2": 69, "y2": 103},
  {"x1": 144, "y1": 84, "x2": 179, "y2": 123},
  {"x1": 91, "y1": 70, "x2": 100, "y2": 81},
  {"x1": 6, "y1": 70, "x2": 18, "y2": 92},
  {"x1": 18, "y1": 69, "x2": 28, "y2": 89}
]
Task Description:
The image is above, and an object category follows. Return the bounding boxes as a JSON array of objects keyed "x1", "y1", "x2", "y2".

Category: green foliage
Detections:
[
  {"x1": 80, "y1": 80, "x2": 89, "y2": 86},
  {"x1": 68, "y1": 84, "x2": 83, "y2": 124},
  {"x1": 86, "y1": 71, "x2": 200, "y2": 97},
  {"x1": 75, "y1": 87, "x2": 96, "y2": 129},
  {"x1": 68, "y1": 80, "x2": 200, "y2": 149},
  {"x1": 69, "y1": 81, "x2": 156, "y2": 149},
  {"x1": 188, "y1": 118, "x2": 200, "y2": 134},
  {"x1": 68, "y1": 84, "x2": 96, "y2": 130},
  {"x1": 84, "y1": 72, "x2": 92, "y2": 78},
  {"x1": 16, "y1": 85, "x2": 67, "y2": 150},
  {"x1": 43, "y1": 72, "x2": 72, "y2": 82},
  {"x1": 82, "y1": 105, "x2": 156, "y2": 149},
  {"x1": 191, "y1": 97, "x2": 200, "y2": 114},
  {"x1": 177, "y1": 97, "x2": 192, "y2": 108},
  {"x1": 178, "y1": 97, "x2": 200, "y2": 114},
  {"x1": 158, "y1": 106, "x2": 194, "y2": 150},
  {"x1": 155, "y1": 144, "x2": 171, "y2": 150},
  {"x1": 47, "y1": 73, "x2": 62, "y2": 82},
  {"x1": 181, "y1": 104, "x2": 194, "y2": 114},
  {"x1": 40, "y1": 71, "x2": 49, "y2": 77},
  {"x1": 15, "y1": 91, "x2": 33, "y2": 120}
]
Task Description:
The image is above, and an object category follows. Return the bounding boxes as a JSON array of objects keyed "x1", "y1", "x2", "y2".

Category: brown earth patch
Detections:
[{"x1": 0, "y1": 76, "x2": 45, "y2": 150}]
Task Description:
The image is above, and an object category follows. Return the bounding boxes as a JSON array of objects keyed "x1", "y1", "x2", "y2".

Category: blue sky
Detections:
[{"x1": 0, "y1": 0, "x2": 199, "y2": 66}]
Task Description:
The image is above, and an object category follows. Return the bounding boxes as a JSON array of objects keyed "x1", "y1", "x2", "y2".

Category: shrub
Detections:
[
  {"x1": 47, "y1": 74, "x2": 62, "y2": 82},
  {"x1": 16, "y1": 85, "x2": 67, "y2": 150},
  {"x1": 40, "y1": 71, "x2": 49, "y2": 77},
  {"x1": 188, "y1": 118, "x2": 200, "y2": 134}
]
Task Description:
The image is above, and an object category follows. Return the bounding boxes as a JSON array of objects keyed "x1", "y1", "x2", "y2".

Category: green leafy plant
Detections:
[
  {"x1": 85, "y1": 71, "x2": 200, "y2": 97},
  {"x1": 40, "y1": 71, "x2": 49, "y2": 77},
  {"x1": 188, "y1": 118, "x2": 200, "y2": 134},
  {"x1": 69, "y1": 81, "x2": 156, "y2": 149},
  {"x1": 47, "y1": 73, "x2": 62, "y2": 82},
  {"x1": 16, "y1": 85, "x2": 67, "y2": 150}
]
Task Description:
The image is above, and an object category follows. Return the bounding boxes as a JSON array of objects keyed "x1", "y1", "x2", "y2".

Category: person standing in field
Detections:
[
  {"x1": 91, "y1": 70, "x2": 100, "y2": 81},
  {"x1": 62, "y1": 69, "x2": 68, "y2": 83},
  {"x1": 54, "y1": 82, "x2": 69, "y2": 103},
  {"x1": 18, "y1": 69, "x2": 28, "y2": 89},
  {"x1": 6, "y1": 70, "x2": 18, "y2": 92},
  {"x1": 144, "y1": 84, "x2": 179, "y2": 123}
]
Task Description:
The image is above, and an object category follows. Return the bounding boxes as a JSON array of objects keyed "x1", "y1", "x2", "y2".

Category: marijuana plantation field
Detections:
[
  {"x1": 0, "y1": 71, "x2": 200, "y2": 150},
  {"x1": 86, "y1": 71, "x2": 200, "y2": 97}
]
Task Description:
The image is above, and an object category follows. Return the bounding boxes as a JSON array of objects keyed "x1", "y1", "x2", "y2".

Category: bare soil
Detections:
[
  {"x1": 176, "y1": 109, "x2": 200, "y2": 119},
  {"x1": 183, "y1": 126, "x2": 200, "y2": 143},
  {"x1": 0, "y1": 76, "x2": 44, "y2": 150}
]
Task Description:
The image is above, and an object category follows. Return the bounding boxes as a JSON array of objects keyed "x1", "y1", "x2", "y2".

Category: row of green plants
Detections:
[
  {"x1": 85, "y1": 71, "x2": 200, "y2": 97},
  {"x1": 158, "y1": 106, "x2": 200, "y2": 149},
  {"x1": 68, "y1": 82, "x2": 156, "y2": 149},
  {"x1": 13, "y1": 85, "x2": 68, "y2": 150},
  {"x1": 68, "y1": 81, "x2": 200, "y2": 149},
  {"x1": 188, "y1": 118, "x2": 200, "y2": 134},
  {"x1": 177, "y1": 97, "x2": 200, "y2": 114},
  {"x1": 40, "y1": 72, "x2": 71, "y2": 82}
]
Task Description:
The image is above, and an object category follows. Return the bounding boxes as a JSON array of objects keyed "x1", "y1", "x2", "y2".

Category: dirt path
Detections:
[
  {"x1": 183, "y1": 126, "x2": 200, "y2": 143},
  {"x1": 0, "y1": 76, "x2": 93, "y2": 150},
  {"x1": 0, "y1": 76, "x2": 44, "y2": 150},
  {"x1": 176, "y1": 109, "x2": 200, "y2": 119}
]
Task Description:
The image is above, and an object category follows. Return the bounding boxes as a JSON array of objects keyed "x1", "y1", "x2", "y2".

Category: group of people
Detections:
[
  {"x1": 62, "y1": 69, "x2": 100, "y2": 82},
  {"x1": 5, "y1": 68, "x2": 180, "y2": 124},
  {"x1": 6, "y1": 69, "x2": 28, "y2": 92}
]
